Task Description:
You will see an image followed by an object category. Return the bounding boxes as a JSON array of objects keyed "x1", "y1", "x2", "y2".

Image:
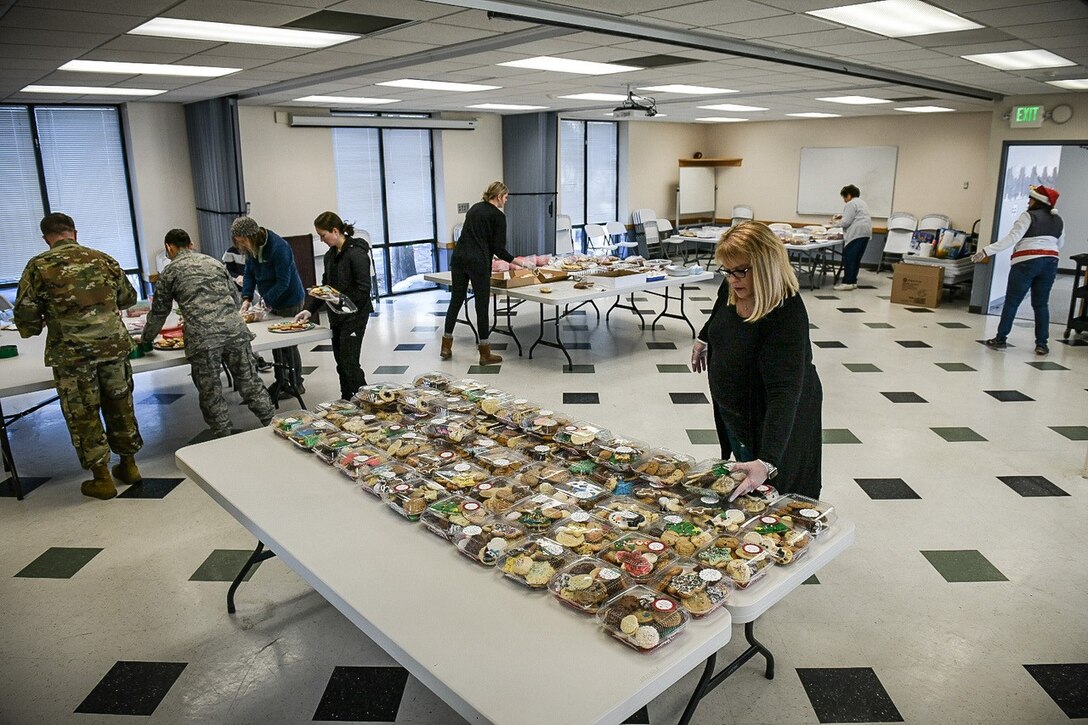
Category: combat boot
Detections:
[
  {"x1": 440, "y1": 334, "x2": 453, "y2": 360},
  {"x1": 111, "y1": 454, "x2": 143, "y2": 485},
  {"x1": 81, "y1": 463, "x2": 118, "y2": 500},
  {"x1": 478, "y1": 343, "x2": 502, "y2": 366}
]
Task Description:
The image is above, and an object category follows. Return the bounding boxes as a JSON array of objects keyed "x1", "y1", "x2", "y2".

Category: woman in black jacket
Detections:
[
  {"x1": 295, "y1": 211, "x2": 374, "y2": 400},
  {"x1": 691, "y1": 221, "x2": 824, "y2": 500}
]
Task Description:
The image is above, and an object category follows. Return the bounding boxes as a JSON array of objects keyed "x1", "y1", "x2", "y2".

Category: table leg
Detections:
[
  {"x1": 650, "y1": 285, "x2": 697, "y2": 338},
  {"x1": 0, "y1": 398, "x2": 24, "y2": 500},
  {"x1": 227, "y1": 540, "x2": 277, "y2": 614},
  {"x1": 606, "y1": 293, "x2": 647, "y2": 329},
  {"x1": 489, "y1": 293, "x2": 523, "y2": 357},
  {"x1": 676, "y1": 620, "x2": 776, "y2": 725},
  {"x1": 527, "y1": 303, "x2": 573, "y2": 367}
]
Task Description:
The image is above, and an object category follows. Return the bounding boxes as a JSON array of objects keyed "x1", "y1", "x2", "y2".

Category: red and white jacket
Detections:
[{"x1": 982, "y1": 208, "x2": 1064, "y2": 265}]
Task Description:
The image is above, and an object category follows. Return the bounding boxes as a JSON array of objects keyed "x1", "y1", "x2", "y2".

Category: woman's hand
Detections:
[
  {"x1": 293, "y1": 309, "x2": 312, "y2": 324},
  {"x1": 691, "y1": 339, "x2": 707, "y2": 373},
  {"x1": 240, "y1": 299, "x2": 251, "y2": 313},
  {"x1": 725, "y1": 460, "x2": 771, "y2": 501},
  {"x1": 970, "y1": 250, "x2": 987, "y2": 263},
  {"x1": 515, "y1": 257, "x2": 537, "y2": 271}
]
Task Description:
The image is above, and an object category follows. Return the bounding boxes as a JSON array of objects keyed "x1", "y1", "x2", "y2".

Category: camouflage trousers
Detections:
[
  {"x1": 188, "y1": 338, "x2": 275, "y2": 438},
  {"x1": 53, "y1": 357, "x2": 143, "y2": 469}
]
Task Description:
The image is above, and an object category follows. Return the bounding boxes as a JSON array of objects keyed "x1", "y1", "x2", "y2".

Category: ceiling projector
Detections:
[{"x1": 613, "y1": 90, "x2": 657, "y2": 118}]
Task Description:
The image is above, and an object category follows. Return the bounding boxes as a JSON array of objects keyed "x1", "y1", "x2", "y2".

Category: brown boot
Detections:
[
  {"x1": 81, "y1": 463, "x2": 118, "y2": 500},
  {"x1": 111, "y1": 454, "x2": 142, "y2": 485},
  {"x1": 478, "y1": 343, "x2": 502, "y2": 366},
  {"x1": 440, "y1": 334, "x2": 453, "y2": 360}
]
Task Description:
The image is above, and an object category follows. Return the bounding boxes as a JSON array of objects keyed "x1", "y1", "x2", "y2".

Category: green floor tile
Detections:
[
  {"x1": 921, "y1": 550, "x2": 1008, "y2": 583},
  {"x1": 15, "y1": 547, "x2": 102, "y2": 579},
  {"x1": 936, "y1": 362, "x2": 976, "y2": 372},
  {"x1": 562, "y1": 364, "x2": 595, "y2": 373},
  {"x1": 802, "y1": 574, "x2": 820, "y2": 585},
  {"x1": 1027, "y1": 362, "x2": 1068, "y2": 371},
  {"x1": 931, "y1": 427, "x2": 987, "y2": 442},
  {"x1": 657, "y1": 364, "x2": 691, "y2": 373},
  {"x1": 190, "y1": 549, "x2": 265, "y2": 582},
  {"x1": 843, "y1": 363, "x2": 882, "y2": 373},
  {"x1": 1050, "y1": 426, "x2": 1088, "y2": 441},
  {"x1": 864, "y1": 322, "x2": 894, "y2": 329},
  {"x1": 823, "y1": 429, "x2": 861, "y2": 444},
  {"x1": 467, "y1": 365, "x2": 502, "y2": 375},
  {"x1": 686, "y1": 429, "x2": 720, "y2": 445}
]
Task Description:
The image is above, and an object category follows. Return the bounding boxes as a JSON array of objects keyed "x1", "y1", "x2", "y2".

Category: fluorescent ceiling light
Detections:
[
  {"x1": 467, "y1": 103, "x2": 548, "y2": 110},
  {"x1": 808, "y1": 0, "x2": 981, "y2": 37},
  {"x1": 498, "y1": 56, "x2": 641, "y2": 75},
  {"x1": 637, "y1": 84, "x2": 736, "y2": 95},
  {"x1": 377, "y1": 79, "x2": 500, "y2": 92},
  {"x1": 787, "y1": 112, "x2": 841, "y2": 118},
  {"x1": 1047, "y1": 78, "x2": 1088, "y2": 90},
  {"x1": 816, "y1": 95, "x2": 891, "y2": 105},
  {"x1": 558, "y1": 93, "x2": 627, "y2": 101},
  {"x1": 896, "y1": 105, "x2": 954, "y2": 113},
  {"x1": 59, "y1": 59, "x2": 240, "y2": 77},
  {"x1": 128, "y1": 18, "x2": 357, "y2": 48},
  {"x1": 695, "y1": 117, "x2": 748, "y2": 123},
  {"x1": 698, "y1": 103, "x2": 768, "y2": 112},
  {"x1": 21, "y1": 84, "x2": 165, "y2": 96},
  {"x1": 962, "y1": 49, "x2": 1075, "y2": 70},
  {"x1": 295, "y1": 95, "x2": 399, "y2": 105}
]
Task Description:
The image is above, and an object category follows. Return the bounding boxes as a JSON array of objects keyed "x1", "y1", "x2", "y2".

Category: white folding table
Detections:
[{"x1": 783, "y1": 239, "x2": 844, "y2": 289}]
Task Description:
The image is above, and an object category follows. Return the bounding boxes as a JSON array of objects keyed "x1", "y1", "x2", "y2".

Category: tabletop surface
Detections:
[
  {"x1": 425, "y1": 271, "x2": 717, "y2": 306},
  {"x1": 176, "y1": 429, "x2": 854, "y2": 725}
]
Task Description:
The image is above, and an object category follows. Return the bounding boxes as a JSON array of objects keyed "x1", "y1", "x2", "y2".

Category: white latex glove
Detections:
[
  {"x1": 234, "y1": 275, "x2": 244, "y2": 288},
  {"x1": 725, "y1": 460, "x2": 771, "y2": 501},
  {"x1": 970, "y1": 250, "x2": 987, "y2": 263},
  {"x1": 691, "y1": 339, "x2": 708, "y2": 373},
  {"x1": 240, "y1": 299, "x2": 251, "y2": 312},
  {"x1": 294, "y1": 309, "x2": 312, "y2": 323},
  {"x1": 517, "y1": 258, "x2": 537, "y2": 271}
]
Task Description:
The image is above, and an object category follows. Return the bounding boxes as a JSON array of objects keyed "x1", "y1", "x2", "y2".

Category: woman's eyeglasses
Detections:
[{"x1": 721, "y1": 266, "x2": 750, "y2": 279}]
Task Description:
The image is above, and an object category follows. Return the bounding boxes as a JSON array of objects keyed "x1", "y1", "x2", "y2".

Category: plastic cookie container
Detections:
[
  {"x1": 548, "y1": 556, "x2": 632, "y2": 614},
  {"x1": 420, "y1": 495, "x2": 490, "y2": 540},
  {"x1": 498, "y1": 536, "x2": 575, "y2": 588},
  {"x1": 453, "y1": 517, "x2": 529, "y2": 566},
  {"x1": 651, "y1": 560, "x2": 733, "y2": 618},
  {"x1": 501, "y1": 493, "x2": 577, "y2": 532},
  {"x1": 596, "y1": 585, "x2": 689, "y2": 652},
  {"x1": 381, "y1": 479, "x2": 446, "y2": 521}
]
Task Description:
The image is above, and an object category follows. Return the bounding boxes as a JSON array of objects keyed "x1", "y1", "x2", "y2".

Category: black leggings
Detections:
[{"x1": 443, "y1": 264, "x2": 491, "y2": 339}]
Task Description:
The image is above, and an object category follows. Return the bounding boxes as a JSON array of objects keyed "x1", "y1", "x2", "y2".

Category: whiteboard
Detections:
[
  {"x1": 797, "y1": 146, "x2": 897, "y2": 218},
  {"x1": 679, "y1": 166, "x2": 715, "y2": 215}
]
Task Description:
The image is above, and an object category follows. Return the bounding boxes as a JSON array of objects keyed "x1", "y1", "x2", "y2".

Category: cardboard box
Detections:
[
  {"x1": 586, "y1": 269, "x2": 647, "y2": 288},
  {"x1": 491, "y1": 269, "x2": 537, "y2": 289},
  {"x1": 534, "y1": 269, "x2": 568, "y2": 284},
  {"x1": 891, "y1": 262, "x2": 943, "y2": 308}
]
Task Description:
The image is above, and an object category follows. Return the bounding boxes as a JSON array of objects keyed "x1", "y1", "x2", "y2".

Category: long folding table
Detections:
[
  {"x1": 783, "y1": 239, "x2": 844, "y2": 290},
  {"x1": 176, "y1": 429, "x2": 855, "y2": 725}
]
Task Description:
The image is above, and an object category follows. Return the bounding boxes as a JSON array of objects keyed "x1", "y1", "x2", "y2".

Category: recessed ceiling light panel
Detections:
[
  {"x1": 808, "y1": 0, "x2": 981, "y2": 37},
  {"x1": 59, "y1": 59, "x2": 239, "y2": 77},
  {"x1": 128, "y1": 18, "x2": 357, "y2": 48},
  {"x1": 21, "y1": 85, "x2": 166, "y2": 96},
  {"x1": 637, "y1": 84, "x2": 736, "y2": 95},
  {"x1": 695, "y1": 117, "x2": 748, "y2": 123},
  {"x1": 466, "y1": 103, "x2": 548, "y2": 110},
  {"x1": 498, "y1": 56, "x2": 641, "y2": 75},
  {"x1": 962, "y1": 49, "x2": 1075, "y2": 70},
  {"x1": 896, "y1": 105, "x2": 954, "y2": 113},
  {"x1": 697, "y1": 103, "x2": 768, "y2": 112},
  {"x1": 377, "y1": 79, "x2": 500, "y2": 92},
  {"x1": 294, "y1": 95, "x2": 399, "y2": 105},
  {"x1": 1047, "y1": 78, "x2": 1088, "y2": 90},
  {"x1": 558, "y1": 93, "x2": 628, "y2": 101},
  {"x1": 787, "y1": 112, "x2": 842, "y2": 118},
  {"x1": 816, "y1": 95, "x2": 891, "y2": 105}
]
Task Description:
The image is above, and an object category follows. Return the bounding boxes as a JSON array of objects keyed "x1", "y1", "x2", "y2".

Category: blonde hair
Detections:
[
  {"x1": 482, "y1": 181, "x2": 509, "y2": 202},
  {"x1": 714, "y1": 221, "x2": 800, "y2": 322}
]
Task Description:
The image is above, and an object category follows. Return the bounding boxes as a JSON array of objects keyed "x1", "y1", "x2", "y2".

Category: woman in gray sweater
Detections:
[{"x1": 833, "y1": 184, "x2": 872, "y2": 291}]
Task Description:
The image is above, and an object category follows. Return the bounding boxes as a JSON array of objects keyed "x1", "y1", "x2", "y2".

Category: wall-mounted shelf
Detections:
[{"x1": 678, "y1": 158, "x2": 743, "y2": 168}]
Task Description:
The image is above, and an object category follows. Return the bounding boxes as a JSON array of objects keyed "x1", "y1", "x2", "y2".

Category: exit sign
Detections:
[{"x1": 1010, "y1": 105, "x2": 1045, "y2": 128}]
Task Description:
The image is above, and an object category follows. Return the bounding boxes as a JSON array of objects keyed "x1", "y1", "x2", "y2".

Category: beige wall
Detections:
[
  {"x1": 702, "y1": 112, "x2": 992, "y2": 229},
  {"x1": 627, "y1": 121, "x2": 708, "y2": 223},
  {"x1": 439, "y1": 112, "x2": 503, "y2": 242},
  {"x1": 124, "y1": 102, "x2": 198, "y2": 274}
]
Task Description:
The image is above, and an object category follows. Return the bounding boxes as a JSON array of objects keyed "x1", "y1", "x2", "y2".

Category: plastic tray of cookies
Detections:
[
  {"x1": 398, "y1": 387, "x2": 444, "y2": 415},
  {"x1": 270, "y1": 410, "x2": 315, "y2": 438},
  {"x1": 565, "y1": 460, "x2": 626, "y2": 493},
  {"x1": 650, "y1": 560, "x2": 734, "y2": 618},
  {"x1": 469, "y1": 478, "x2": 534, "y2": 514},
  {"x1": 404, "y1": 447, "x2": 463, "y2": 475},
  {"x1": 592, "y1": 497, "x2": 662, "y2": 532},
  {"x1": 491, "y1": 398, "x2": 541, "y2": 427},
  {"x1": 311, "y1": 399, "x2": 363, "y2": 427},
  {"x1": 339, "y1": 413, "x2": 383, "y2": 436},
  {"x1": 553, "y1": 422, "x2": 611, "y2": 452},
  {"x1": 739, "y1": 514, "x2": 811, "y2": 565},
  {"x1": 460, "y1": 434, "x2": 502, "y2": 457},
  {"x1": 549, "y1": 513, "x2": 625, "y2": 556},
  {"x1": 352, "y1": 382, "x2": 410, "y2": 411},
  {"x1": 732, "y1": 489, "x2": 778, "y2": 517},
  {"x1": 477, "y1": 391, "x2": 516, "y2": 417},
  {"x1": 599, "y1": 533, "x2": 677, "y2": 583},
  {"x1": 648, "y1": 515, "x2": 716, "y2": 557},
  {"x1": 747, "y1": 484, "x2": 781, "y2": 505},
  {"x1": 526, "y1": 441, "x2": 560, "y2": 461},
  {"x1": 498, "y1": 536, "x2": 575, "y2": 588},
  {"x1": 354, "y1": 462, "x2": 419, "y2": 497},
  {"x1": 520, "y1": 409, "x2": 572, "y2": 439},
  {"x1": 471, "y1": 415, "x2": 507, "y2": 438},
  {"x1": 379, "y1": 431, "x2": 433, "y2": 460},
  {"x1": 549, "y1": 556, "x2": 632, "y2": 614},
  {"x1": 596, "y1": 585, "x2": 689, "y2": 652},
  {"x1": 630, "y1": 485, "x2": 690, "y2": 514},
  {"x1": 474, "y1": 446, "x2": 531, "y2": 477},
  {"x1": 766, "y1": 494, "x2": 836, "y2": 537},
  {"x1": 683, "y1": 459, "x2": 745, "y2": 498},
  {"x1": 286, "y1": 419, "x2": 340, "y2": 449},
  {"x1": 421, "y1": 414, "x2": 476, "y2": 444},
  {"x1": 381, "y1": 479, "x2": 446, "y2": 521},
  {"x1": 464, "y1": 385, "x2": 507, "y2": 404},
  {"x1": 693, "y1": 535, "x2": 775, "y2": 589},
  {"x1": 514, "y1": 461, "x2": 572, "y2": 489},
  {"x1": 412, "y1": 370, "x2": 454, "y2": 391},
  {"x1": 420, "y1": 495, "x2": 490, "y2": 540},
  {"x1": 501, "y1": 493, "x2": 577, "y2": 532},
  {"x1": 632, "y1": 448, "x2": 695, "y2": 488},
  {"x1": 311, "y1": 431, "x2": 366, "y2": 465},
  {"x1": 354, "y1": 421, "x2": 412, "y2": 447},
  {"x1": 681, "y1": 494, "x2": 749, "y2": 534},
  {"x1": 432, "y1": 460, "x2": 492, "y2": 492},
  {"x1": 446, "y1": 378, "x2": 488, "y2": 399},
  {"x1": 453, "y1": 517, "x2": 529, "y2": 566},
  {"x1": 547, "y1": 479, "x2": 610, "y2": 510},
  {"x1": 334, "y1": 446, "x2": 391, "y2": 483},
  {"x1": 422, "y1": 394, "x2": 477, "y2": 417},
  {"x1": 588, "y1": 436, "x2": 648, "y2": 472}
]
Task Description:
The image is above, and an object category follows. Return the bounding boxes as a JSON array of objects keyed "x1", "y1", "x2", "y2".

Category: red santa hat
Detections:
[{"x1": 1028, "y1": 185, "x2": 1059, "y2": 209}]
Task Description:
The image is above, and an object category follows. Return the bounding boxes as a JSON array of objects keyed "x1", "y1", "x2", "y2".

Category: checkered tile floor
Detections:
[{"x1": 1, "y1": 269, "x2": 1085, "y2": 723}]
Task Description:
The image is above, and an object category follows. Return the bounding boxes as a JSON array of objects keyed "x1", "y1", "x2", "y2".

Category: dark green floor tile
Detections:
[
  {"x1": 15, "y1": 547, "x2": 102, "y2": 579},
  {"x1": 864, "y1": 322, "x2": 894, "y2": 329},
  {"x1": 301, "y1": 366, "x2": 318, "y2": 375},
  {"x1": 921, "y1": 550, "x2": 1007, "y2": 583},
  {"x1": 562, "y1": 364, "x2": 595, "y2": 373},
  {"x1": 686, "y1": 429, "x2": 719, "y2": 445},
  {"x1": 116, "y1": 477, "x2": 184, "y2": 499},
  {"x1": 0, "y1": 476, "x2": 50, "y2": 498},
  {"x1": 802, "y1": 574, "x2": 820, "y2": 585},
  {"x1": 190, "y1": 549, "x2": 265, "y2": 582},
  {"x1": 373, "y1": 365, "x2": 409, "y2": 375},
  {"x1": 938, "y1": 322, "x2": 970, "y2": 329},
  {"x1": 657, "y1": 364, "x2": 691, "y2": 373},
  {"x1": 1028, "y1": 361, "x2": 1069, "y2": 371},
  {"x1": 823, "y1": 429, "x2": 861, "y2": 444},
  {"x1": 936, "y1": 362, "x2": 975, "y2": 372},
  {"x1": 467, "y1": 365, "x2": 502, "y2": 374},
  {"x1": 931, "y1": 426, "x2": 987, "y2": 442},
  {"x1": 1050, "y1": 426, "x2": 1088, "y2": 441},
  {"x1": 646, "y1": 342, "x2": 676, "y2": 350},
  {"x1": 844, "y1": 363, "x2": 882, "y2": 373},
  {"x1": 187, "y1": 428, "x2": 241, "y2": 446}
]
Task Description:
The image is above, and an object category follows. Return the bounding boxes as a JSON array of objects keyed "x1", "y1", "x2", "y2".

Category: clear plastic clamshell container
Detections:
[
  {"x1": 592, "y1": 497, "x2": 662, "y2": 532},
  {"x1": 746, "y1": 483, "x2": 781, "y2": 505},
  {"x1": 453, "y1": 517, "x2": 529, "y2": 566},
  {"x1": 600, "y1": 533, "x2": 677, "y2": 584},
  {"x1": 334, "y1": 446, "x2": 391, "y2": 484},
  {"x1": 352, "y1": 382, "x2": 410, "y2": 411},
  {"x1": 501, "y1": 493, "x2": 577, "y2": 532},
  {"x1": 286, "y1": 419, "x2": 340, "y2": 449},
  {"x1": 630, "y1": 485, "x2": 690, "y2": 514},
  {"x1": 683, "y1": 459, "x2": 745, "y2": 498},
  {"x1": 588, "y1": 436, "x2": 648, "y2": 472},
  {"x1": 461, "y1": 434, "x2": 501, "y2": 457},
  {"x1": 412, "y1": 370, "x2": 454, "y2": 391},
  {"x1": 549, "y1": 556, "x2": 632, "y2": 614},
  {"x1": 420, "y1": 495, "x2": 490, "y2": 540},
  {"x1": 469, "y1": 478, "x2": 534, "y2": 514},
  {"x1": 355, "y1": 462, "x2": 420, "y2": 497},
  {"x1": 693, "y1": 534, "x2": 775, "y2": 589},
  {"x1": 463, "y1": 384, "x2": 505, "y2": 404},
  {"x1": 312, "y1": 431, "x2": 365, "y2": 465},
  {"x1": 596, "y1": 585, "x2": 689, "y2": 652},
  {"x1": 648, "y1": 515, "x2": 716, "y2": 558},
  {"x1": 650, "y1": 560, "x2": 733, "y2": 618},
  {"x1": 339, "y1": 413, "x2": 383, "y2": 436},
  {"x1": 421, "y1": 413, "x2": 477, "y2": 444},
  {"x1": 549, "y1": 513, "x2": 624, "y2": 556},
  {"x1": 422, "y1": 394, "x2": 477, "y2": 417},
  {"x1": 270, "y1": 410, "x2": 314, "y2": 438},
  {"x1": 379, "y1": 431, "x2": 433, "y2": 460},
  {"x1": 520, "y1": 409, "x2": 572, "y2": 439},
  {"x1": 632, "y1": 448, "x2": 695, "y2": 488},
  {"x1": 471, "y1": 415, "x2": 507, "y2": 438},
  {"x1": 740, "y1": 514, "x2": 812, "y2": 565},
  {"x1": 404, "y1": 447, "x2": 463, "y2": 475},
  {"x1": 553, "y1": 421, "x2": 610, "y2": 452},
  {"x1": 526, "y1": 441, "x2": 560, "y2": 461},
  {"x1": 514, "y1": 461, "x2": 572, "y2": 489},
  {"x1": 491, "y1": 398, "x2": 541, "y2": 427},
  {"x1": 311, "y1": 399, "x2": 362, "y2": 427},
  {"x1": 766, "y1": 494, "x2": 836, "y2": 537},
  {"x1": 353, "y1": 420, "x2": 412, "y2": 447},
  {"x1": 490, "y1": 425, "x2": 534, "y2": 450},
  {"x1": 446, "y1": 377, "x2": 488, "y2": 399},
  {"x1": 477, "y1": 391, "x2": 516, "y2": 416},
  {"x1": 546, "y1": 479, "x2": 610, "y2": 510},
  {"x1": 498, "y1": 536, "x2": 576, "y2": 588},
  {"x1": 432, "y1": 460, "x2": 492, "y2": 492},
  {"x1": 381, "y1": 478, "x2": 446, "y2": 520},
  {"x1": 681, "y1": 493, "x2": 749, "y2": 534},
  {"x1": 474, "y1": 446, "x2": 531, "y2": 477},
  {"x1": 398, "y1": 386, "x2": 444, "y2": 415}
]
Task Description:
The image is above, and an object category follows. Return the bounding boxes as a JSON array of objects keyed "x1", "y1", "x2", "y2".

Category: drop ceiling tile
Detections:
[
  {"x1": 642, "y1": 0, "x2": 789, "y2": 25},
  {"x1": 813, "y1": 38, "x2": 923, "y2": 57},
  {"x1": 930, "y1": 0, "x2": 1052, "y2": 10},
  {"x1": 621, "y1": 15, "x2": 698, "y2": 30},
  {"x1": 1013, "y1": 20, "x2": 1088, "y2": 40},
  {"x1": 0, "y1": 7, "x2": 145, "y2": 34},
  {"x1": 19, "y1": 0, "x2": 175, "y2": 12},
  {"x1": 375, "y1": 21, "x2": 500, "y2": 45},
  {"x1": 559, "y1": 32, "x2": 638, "y2": 47},
  {"x1": 968, "y1": 0, "x2": 1088, "y2": 26},
  {"x1": 543, "y1": 0, "x2": 684, "y2": 15},
  {"x1": 708, "y1": 14, "x2": 837, "y2": 38},
  {"x1": 780, "y1": 28, "x2": 882, "y2": 48},
  {"x1": 436, "y1": 10, "x2": 537, "y2": 33},
  {"x1": 932, "y1": 40, "x2": 1036, "y2": 56},
  {"x1": 758, "y1": 0, "x2": 861, "y2": 10},
  {"x1": 81, "y1": 49, "x2": 193, "y2": 64},
  {"x1": 164, "y1": 0, "x2": 318, "y2": 25},
  {"x1": 327, "y1": 37, "x2": 436, "y2": 57},
  {"x1": 328, "y1": 0, "x2": 466, "y2": 21},
  {"x1": 0, "y1": 44, "x2": 82, "y2": 61},
  {"x1": 0, "y1": 28, "x2": 114, "y2": 50}
]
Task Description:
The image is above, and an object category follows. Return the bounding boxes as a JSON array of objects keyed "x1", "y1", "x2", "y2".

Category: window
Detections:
[
  {"x1": 559, "y1": 119, "x2": 619, "y2": 243},
  {"x1": 331, "y1": 114, "x2": 438, "y2": 296},
  {"x1": 0, "y1": 105, "x2": 140, "y2": 287}
]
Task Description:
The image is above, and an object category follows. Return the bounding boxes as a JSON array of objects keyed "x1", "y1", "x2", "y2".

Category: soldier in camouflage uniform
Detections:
[
  {"x1": 142, "y1": 229, "x2": 274, "y2": 438},
  {"x1": 14, "y1": 212, "x2": 143, "y2": 500}
]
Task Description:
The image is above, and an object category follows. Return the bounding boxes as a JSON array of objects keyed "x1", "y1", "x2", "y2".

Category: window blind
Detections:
[
  {"x1": 0, "y1": 106, "x2": 46, "y2": 285},
  {"x1": 559, "y1": 120, "x2": 585, "y2": 226},
  {"x1": 586, "y1": 121, "x2": 618, "y2": 224},
  {"x1": 333, "y1": 126, "x2": 386, "y2": 246},
  {"x1": 382, "y1": 128, "x2": 434, "y2": 243}
]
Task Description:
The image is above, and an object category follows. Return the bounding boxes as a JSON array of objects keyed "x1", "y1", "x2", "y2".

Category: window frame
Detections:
[{"x1": 559, "y1": 119, "x2": 620, "y2": 244}]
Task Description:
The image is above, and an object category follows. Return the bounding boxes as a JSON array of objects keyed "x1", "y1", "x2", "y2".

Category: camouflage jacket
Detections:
[
  {"x1": 142, "y1": 247, "x2": 253, "y2": 357},
  {"x1": 14, "y1": 239, "x2": 136, "y2": 367}
]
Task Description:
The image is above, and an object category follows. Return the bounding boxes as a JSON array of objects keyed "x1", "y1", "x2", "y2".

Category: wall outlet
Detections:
[{"x1": 457, "y1": 202, "x2": 470, "y2": 214}]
